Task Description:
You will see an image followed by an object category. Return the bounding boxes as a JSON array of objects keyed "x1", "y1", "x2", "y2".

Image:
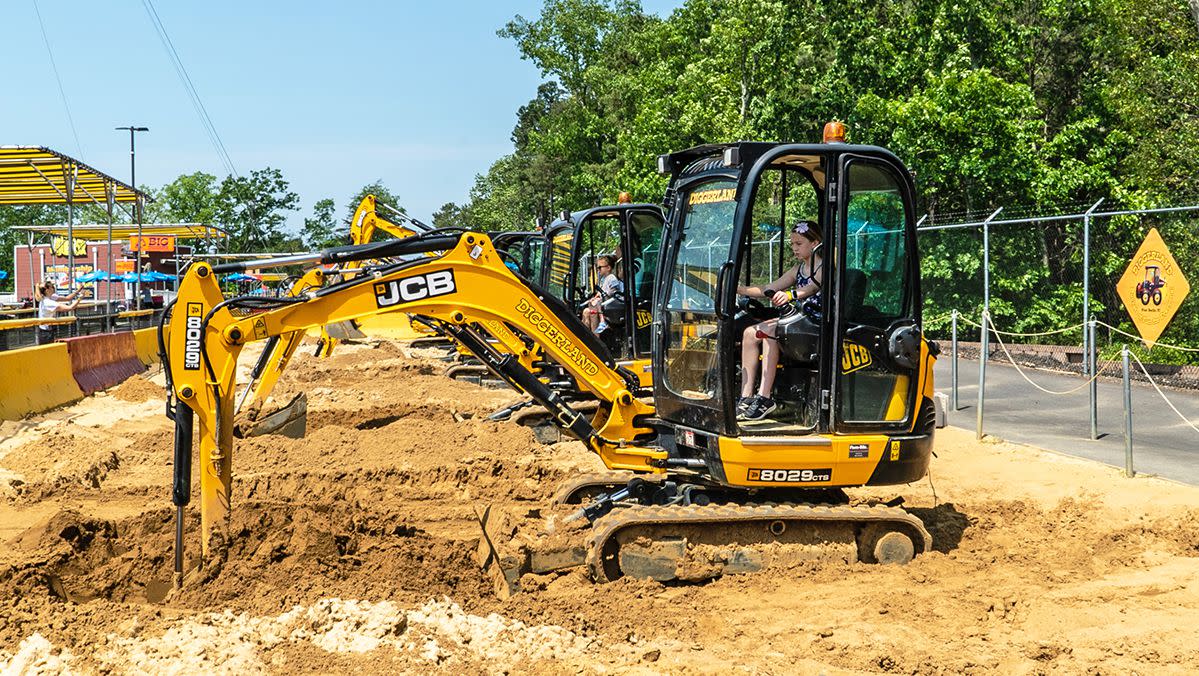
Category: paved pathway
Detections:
[{"x1": 934, "y1": 353, "x2": 1199, "y2": 485}]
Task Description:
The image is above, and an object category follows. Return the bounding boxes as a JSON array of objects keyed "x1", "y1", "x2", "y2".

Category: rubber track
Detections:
[{"x1": 586, "y1": 502, "x2": 932, "y2": 581}]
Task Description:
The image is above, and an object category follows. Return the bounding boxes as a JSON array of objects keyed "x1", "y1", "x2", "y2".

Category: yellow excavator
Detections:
[
  {"x1": 235, "y1": 195, "x2": 543, "y2": 424},
  {"x1": 162, "y1": 128, "x2": 939, "y2": 592},
  {"x1": 478, "y1": 201, "x2": 665, "y2": 430}
]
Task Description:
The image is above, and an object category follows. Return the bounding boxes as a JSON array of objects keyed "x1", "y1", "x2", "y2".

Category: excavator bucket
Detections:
[
  {"x1": 474, "y1": 504, "x2": 588, "y2": 597},
  {"x1": 245, "y1": 392, "x2": 308, "y2": 439},
  {"x1": 324, "y1": 320, "x2": 368, "y2": 341}
]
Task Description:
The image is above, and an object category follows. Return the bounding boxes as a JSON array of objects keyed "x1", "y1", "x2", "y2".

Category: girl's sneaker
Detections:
[
  {"x1": 736, "y1": 396, "x2": 756, "y2": 417},
  {"x1": 741, "y1": 397, "x2": 777, "y2": 421}
]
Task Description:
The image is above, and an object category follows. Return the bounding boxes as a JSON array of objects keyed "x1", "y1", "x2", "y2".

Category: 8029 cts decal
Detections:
[{"x1": 747, "y1": 468, "x2": 832, "y2": 483}]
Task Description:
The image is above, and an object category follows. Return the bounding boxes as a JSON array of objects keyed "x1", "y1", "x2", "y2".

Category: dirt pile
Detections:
[
  {"x1": 109, "y1": 374, "x2": 165, "y2": 402},
  {"x1": 2, "y1": 339, "x2": 1198, "y2": 673}
]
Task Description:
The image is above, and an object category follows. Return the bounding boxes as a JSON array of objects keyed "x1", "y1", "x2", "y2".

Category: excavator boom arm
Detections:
[{"x1": 165, "y1": 230, "x2": 662, "y2": 558}]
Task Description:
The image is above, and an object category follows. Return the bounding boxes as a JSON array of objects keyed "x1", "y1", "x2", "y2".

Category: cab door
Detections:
[
  {"x1": 653, "y1": 178, "x2": 740, "y2": 433},
  {"x1": 622, "y1": 207, "x2": 665, "y2": 358},
  {"x1": 831, "y1": 155, "x2": 922, "y2": 432}
]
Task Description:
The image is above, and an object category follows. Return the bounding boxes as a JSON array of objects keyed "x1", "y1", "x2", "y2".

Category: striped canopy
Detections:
[{"x1": 0, "y1": 146, "x2": 145, "y2": 205}]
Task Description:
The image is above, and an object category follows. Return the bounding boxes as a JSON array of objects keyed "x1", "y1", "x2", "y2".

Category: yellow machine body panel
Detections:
[{"x1": 716, "y1": 433, "x2": 896, "y2": 488}]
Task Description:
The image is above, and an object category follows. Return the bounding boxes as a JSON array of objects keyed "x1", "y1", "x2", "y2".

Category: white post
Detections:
[{"x1": 951, "y1": 309, "x2": 959, "y2": 410}]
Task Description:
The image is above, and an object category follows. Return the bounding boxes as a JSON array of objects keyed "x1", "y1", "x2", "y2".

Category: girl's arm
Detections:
[{"x1": 737, "y1": 266, "x2": 798, "y2": 301}]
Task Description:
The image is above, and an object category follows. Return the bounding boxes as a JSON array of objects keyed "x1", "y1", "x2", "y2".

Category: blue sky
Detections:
[{"x1": 2, "y1": 1, "x2": 681, "y2": 233}]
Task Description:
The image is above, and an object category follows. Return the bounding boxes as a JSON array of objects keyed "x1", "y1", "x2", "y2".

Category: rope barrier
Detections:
[
  {"x1": 922, "y1": 311, "x2": 956, "y2": 328},
  {"x1": 984, "y1": 314, "x2": 1114, "y2": 395},
  {"x1": 1095, "y1": 321, "x2": 1199, "y2": 354},
  {"x1": 956, "y1": 314, "x2": 1086, "y2": 338},
  {"x1": 1126, "y1": 351, "x2": 1199, "y2": 435},
  {"x1": 934, "y1": 312, "x2": 1199, "y2": 354}
]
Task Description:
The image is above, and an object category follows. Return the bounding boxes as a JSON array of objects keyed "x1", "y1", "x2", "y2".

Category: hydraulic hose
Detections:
[{"x1": 171, "y1": 399, "x2": 195, "y2": 588}]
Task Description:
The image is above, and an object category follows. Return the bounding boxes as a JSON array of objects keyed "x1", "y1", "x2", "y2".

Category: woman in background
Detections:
[{"x1": 35, "y1": 280, "x2": 82, "y2": 345}]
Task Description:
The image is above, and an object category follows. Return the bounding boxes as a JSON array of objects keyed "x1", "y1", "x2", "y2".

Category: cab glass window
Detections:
[
  {"x1": 662, "y1": 180, "x2": 737, "y2": 401},
  {"x1": 845, "y1": 164, "x2": 910, "y2": 322},
  {"x1": 573, "y1": 215, "x2": 622, "y2": 306},
  {"x1": 628, "y1": 210, "x2": 664, "y2": 355},
  {"x1": 546, "y1": 230, "x2": 574, "y2": 300},
  {"x1": 837, "y1": 161, "x2": 914, "y2": 425},
  {"x1": 745, "y1": 165, "x2": 820, "y2": 288}
]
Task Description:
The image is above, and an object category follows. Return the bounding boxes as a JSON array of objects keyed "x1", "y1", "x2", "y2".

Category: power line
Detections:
[
  {"x1": 140, "y1": 0, "x2": 238, "y2": 178},
  {"x1": 32, "y1": 0, "x2": 83, "y2": 157}
]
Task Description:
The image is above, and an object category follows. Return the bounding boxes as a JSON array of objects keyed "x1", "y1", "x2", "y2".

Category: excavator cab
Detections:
[
  {"x1": 491, "y1": 230, "x2": 546, "y2": 281},
  {"x1": 653, "y1": 140, "x2": 934, "y2": 471},
  {"x1": 549, "y1": 204, "x2": 664, "y2": 362}
]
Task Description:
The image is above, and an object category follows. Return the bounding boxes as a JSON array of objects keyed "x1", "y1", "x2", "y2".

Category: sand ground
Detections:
[{"x1": 1, "y1": 339, "x2": 1196, "y2": 674}]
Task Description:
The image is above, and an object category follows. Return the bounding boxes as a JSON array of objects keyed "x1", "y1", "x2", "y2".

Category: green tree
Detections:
[
  {"x1": 214, "y1": 168, "x2": 300, "y2": 253},
  {"x1": 158, "y1": 172, "x2": 219, "y2": 225},
  {"x1": 302, "y1": 198, "x2": 341, "y2": 249},
  {"x1": 431, "y1": 202, "x2": 466, "y2": 230},
  {"x1": 346, "y1": 181, "x2": 405, "y2": 223}
]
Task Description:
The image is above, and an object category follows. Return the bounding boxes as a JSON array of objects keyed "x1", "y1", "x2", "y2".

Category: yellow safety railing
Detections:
[{"x1": 0, "y1": 316, "x2": 77, "y2": 331}]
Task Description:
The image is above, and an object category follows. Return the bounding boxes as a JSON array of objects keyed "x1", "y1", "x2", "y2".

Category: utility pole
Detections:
[{"x1": 116, "y1": 126, "x2": 149, "y2": 310}]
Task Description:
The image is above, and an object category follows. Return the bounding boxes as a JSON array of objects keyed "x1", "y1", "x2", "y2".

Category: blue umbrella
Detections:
[
  {"x1": 146, "y1": 271, "x2": 175, "y2": 282},
  {"x1": 119, "y1": 272, "x2": 155, "y2": 283},
  {"x1": 75, "y1": 270, "x2": 113, "y2": 282},
  {"x1": 225, "y1": 273, "x2": 258, "y2": 282}
]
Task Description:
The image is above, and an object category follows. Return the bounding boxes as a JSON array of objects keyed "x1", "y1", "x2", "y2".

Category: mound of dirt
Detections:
[
  {"x1": 2, "y1": 341, "x2": 1198, "y2": 674},
  {"x1": 108, "y1": 375, "x2": 164, "y2": 402}
]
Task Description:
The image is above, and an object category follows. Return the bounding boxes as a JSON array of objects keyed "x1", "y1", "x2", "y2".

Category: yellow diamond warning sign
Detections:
[{"x1": 1116, "y1": 228, "x2": 1190, "y2": 347}]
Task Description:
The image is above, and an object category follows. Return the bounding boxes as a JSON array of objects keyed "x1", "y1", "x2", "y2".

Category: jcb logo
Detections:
[
  {"x1": 635, "y1": 309, "x2": 653, "y2": 329},
  {"x1": 183, "y1": 303, "x2": 204, "y2": 371},
  {"x1": 374, "y1": 270, "x2": 456, "y2": 308},
  {"x1": 842, "y1": 341, "x2": 873, "y2": 374}
]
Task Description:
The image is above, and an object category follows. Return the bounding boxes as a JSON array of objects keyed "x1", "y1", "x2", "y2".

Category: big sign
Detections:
[{"x1": 130, "y1": 235, "x2": 176, "y2": 252}]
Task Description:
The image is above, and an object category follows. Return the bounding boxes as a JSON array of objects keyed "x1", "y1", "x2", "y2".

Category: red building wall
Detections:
[{"x1": 12, "y1": 242, "x2": 187, "y2": 302}]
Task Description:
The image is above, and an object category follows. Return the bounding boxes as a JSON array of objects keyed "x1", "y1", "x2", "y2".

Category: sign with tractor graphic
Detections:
[{"x1": 1116, "y1": 227, "x2": 1190, "y2": 348}]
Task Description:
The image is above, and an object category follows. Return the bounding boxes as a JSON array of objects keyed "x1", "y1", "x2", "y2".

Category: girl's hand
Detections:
[{"x1": 770, "y1": 290, "x2": 790, "y2": 307}]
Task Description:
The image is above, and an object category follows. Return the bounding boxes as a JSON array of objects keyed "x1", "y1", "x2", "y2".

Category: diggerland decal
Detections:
[
  {"x1": 688, "y1": 188, "x2": 736, "y2": 205},
  {"x1": 515, "y1": 298, "x2": 600, "y2": 376}
]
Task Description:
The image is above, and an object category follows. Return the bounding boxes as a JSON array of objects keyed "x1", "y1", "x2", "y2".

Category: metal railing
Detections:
[{"x1": 945, "y1": 309, "x2": 1198, "y2": 478}]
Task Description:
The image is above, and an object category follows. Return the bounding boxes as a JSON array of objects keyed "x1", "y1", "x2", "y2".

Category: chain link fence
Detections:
[{"x1": 920, "y1": 201, "x2": 1199, "y2": 389}]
